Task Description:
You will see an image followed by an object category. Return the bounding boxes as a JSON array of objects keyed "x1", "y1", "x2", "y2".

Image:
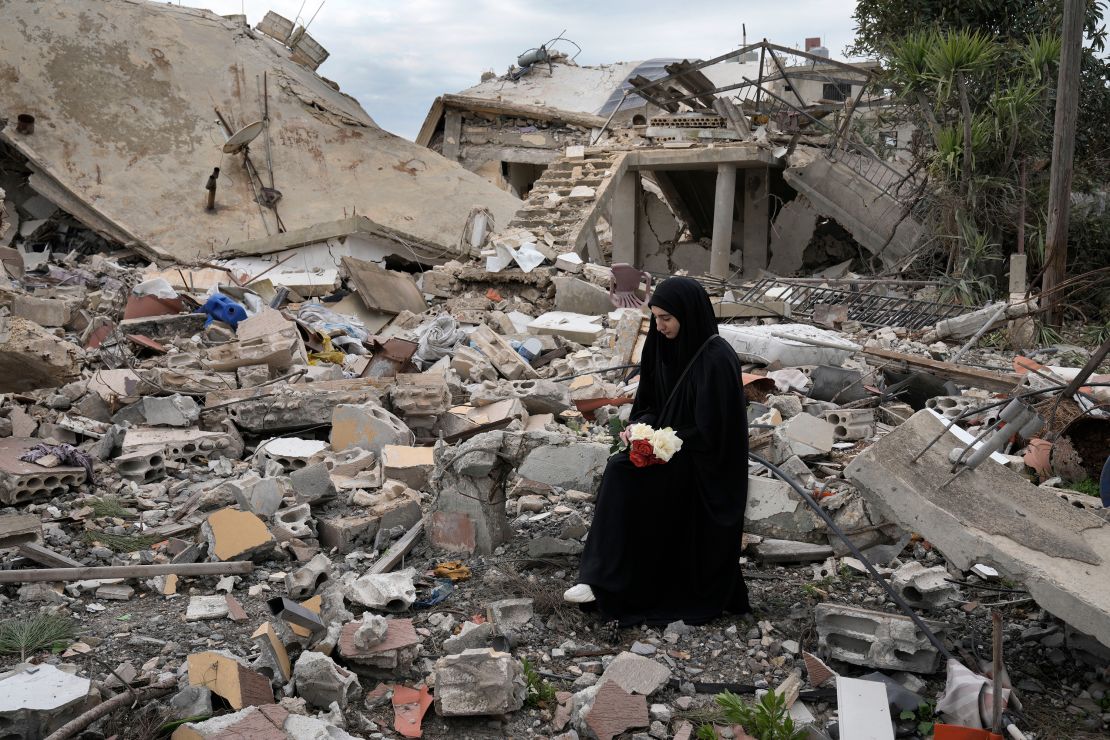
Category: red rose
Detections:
[{"x1": 631, "y1": 439, "x2": 653, "y2": 456}]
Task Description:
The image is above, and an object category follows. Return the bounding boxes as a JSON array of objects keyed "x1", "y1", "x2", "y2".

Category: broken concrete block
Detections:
[
  {"x1": 450, "y1": 345, "x2": 497, "y2": 383},
  {"x1": 518, "y1": 442, "x2": 610, "y2": 492},
  {"x1": 338, "y1": 617, "x2": 421, "y2": 675},
  {"x1": 330, "y1": 402, "x2": 413, "y2": 454},
  {"x1": 824, "y1": 409, "x2": 875, "y2": 441},
  {"x1": 168, "y1": 685, "x2": 214, "y2": 721},
  {"x1": 432, "y1": 648, "x2": 526, "y2": 717},
  {"x1": 0, "y1": 317, "x2": 83, "y2": 392},
  {"x1": 251, "y1": 622, "x2": 291, "y2": 684},
  {"x1": 271, "y1": 503, "x2": 315, "y2": 542},
  {"x1": 442, "y1": 621, "x2": 496, "y2": 655},
  {"x1": 528, "y1": 311, "x2": 604, "y2": 344},
  {"x1": 599, "y1": 652, "x2": 672, "y2": 696},
  {"x1": 186, "y1": 595, "x2": 231, "y2": 621},
  {"x1": 169, "y1": 704, "x2": 287, "y2": 740},
  {"x1": 342, "y1": 567, "x2": 416, "y2": 611},
  {"x1": 553, "y1": 276, "x2": 616, "y2": 316},
  {"x1": 745, "y1": 475, "x2": 827, "y2": 544},
  {"x1": 465, "y1": 397, "x2": 528, "y2": 427},
  {"x1": 257, "y1": 437, "x2": 328, "y2": 473},
  {"x1": 770, "y1": 413, "x2": 835, "y2": 463},
  {"x1": 390, "y1": 372, "x2": 451, "y2": 430},
  {"x1": 486, "y1": 598, "x2": 534, "y2": 629},
  {"x1": 123, "y1": 426, "x2": 243, "y2": 465},
  {"x1": 470, "y1": 378, "x2": 572, "y2": 415},
  {"x1": 0, "y1": 437, "x2": 87, "y2": 505},
  {"x1": 288, "y1": 462, "x2": 337, "y2": 504},
  {"x1": 0, "y1": 663, "x2": 92, "y2": 739},
  {"x1": 11, "y1": 295, "x2": 72, "y2": 327},
  {"x1": 814, "y1": 602, "x2": 945, "y2": 673},
  {"x1": 352, "y1": 613, "x2": 389, "y2": 649},
  {"x1": 292, "y1": 651, "x2": 360, "y2": 710},
  {"x1": 381, "y1": 445, "x2": 434, "y2": 490},
  {"x1": 468, "y1": 323, "x2": 537, "y2": 381},
  {"x1": 139, "y1": 394, "x2": 202, "y2": 427},
  {"x1": 527, "y1": 536, "x2": 584, "y2": 557},
  {"x1": 891, "y1": 561, "x2": 959, "y2": 610},
  {"x1": 429, "y1": 431, "x2": 513, "y2": 555},
  {"x1": 317, "y1": 513, "x2": 379, "y2": 554},
  {"x1": 202, "y1": 508, "x2": 276, "y2": 561},
  {"x1": 286, "y1": 553, "x2": 334, "y2": 600},
  {"x1": 209, "y1": 378, "x2": 384, "y2": 434},
  {"x1": 187, "y1": 651, "x2": 275, "y2": 709},
  {"x1": 230, "y1": 474, "x2": 287, "y2": 517},
  {"x1": 114, "y1": 444, "x2": 167, "y2": 484}
]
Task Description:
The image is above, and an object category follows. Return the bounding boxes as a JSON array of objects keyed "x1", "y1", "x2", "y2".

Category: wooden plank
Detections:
[
  {"x1": 341, "y1": 256, "x2": 428, "y2": 315},
  {"x1": 368, "y1": 520, "x2": 424, "y2": 575},
  {"x1": 0, "y1": 513, "x2": 41, "y2": 547},
  {"x1": 861, "y1": 347, "x2": 1023, "y2": 392},
  {"x1": 0, "y1": 561, "x2": 253, "y2": 584},
  {"x1": 440, "y1": 93, "x2": 608, "y2": 130},
  {"x1": 17, "y1": 542, "x2": 82, "y2": 568}
]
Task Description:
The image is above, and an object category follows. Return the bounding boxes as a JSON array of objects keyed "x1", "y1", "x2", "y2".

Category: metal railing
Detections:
[{"x1": 731, "y1": 277, "x2": 972, "y2": 330}]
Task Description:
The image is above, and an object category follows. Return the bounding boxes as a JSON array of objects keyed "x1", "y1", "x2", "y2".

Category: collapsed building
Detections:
[
  {"x1": 0, "y1": 3, "x2": 1108, "y2": 740},
  {"x1": 0, "y1": 0, "x2": 520, "y2": 282},
  {"x1": 418, "y1": 38, "x2": 919, "y2": 282}
]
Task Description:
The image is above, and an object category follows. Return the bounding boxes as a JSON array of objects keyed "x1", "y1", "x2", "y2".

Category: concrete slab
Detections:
[{"x1": 845, "y1": 410, "x2": 1110, "y2": 648}]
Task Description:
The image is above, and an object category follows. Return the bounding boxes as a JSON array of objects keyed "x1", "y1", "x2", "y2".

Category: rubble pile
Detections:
[{"x1": 0, "y1": 227, "x2": 1105, "y2": 739}]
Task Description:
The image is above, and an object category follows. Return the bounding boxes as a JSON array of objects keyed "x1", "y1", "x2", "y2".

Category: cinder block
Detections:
[
  {"x1": 815, "y1": 602, "x2": 945, "y2": 673},
  {"x1": 257, "y1": 437, "x2": 328, "y2": 473},
  {"x1": 891, "y1": 561, "x2": 958, "y2": 610},
  {"x1": 823, "y1": 409, "x2": 875, "y2": 441},
  {"x1": 330, "y1": 403, "x2": 412, "y2": 454},
  {"x1": 924, "y1": 396, "x2": 977, "y2": 421},
  {"x1": 0, "y1": 438, "x2": 87, "y2": 505},
  {"x1": 114, "y1": 444, "x2": 166, "y2": 483}
]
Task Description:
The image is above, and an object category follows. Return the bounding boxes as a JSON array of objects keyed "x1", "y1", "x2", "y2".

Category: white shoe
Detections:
[{"x1": 563, "y1": 584, "x2": 596, "y2": 603}]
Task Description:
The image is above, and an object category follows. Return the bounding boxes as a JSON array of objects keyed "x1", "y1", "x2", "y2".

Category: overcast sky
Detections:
[{"x1": 200, "y1": 0, "x2": 862, "y2": 140}]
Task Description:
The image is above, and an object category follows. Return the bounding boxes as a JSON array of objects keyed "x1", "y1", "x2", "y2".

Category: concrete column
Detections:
[
  {"x1": 710, "y1": 163, "x2": 737, "y2": 279},
  {"x1": 442, "y1": 109, "x2": 462, "y2": 161},
  {"x1": 610, "y1": 171, "x2": 639, "y2": 265},
  {"x1": 743, "y1": 167, "x2": 769, "y2": 276}
]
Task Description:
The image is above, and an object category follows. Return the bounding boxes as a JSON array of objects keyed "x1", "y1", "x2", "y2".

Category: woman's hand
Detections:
[{"x1": 619, "y1": 428, "x2": 631, "y2": 445}]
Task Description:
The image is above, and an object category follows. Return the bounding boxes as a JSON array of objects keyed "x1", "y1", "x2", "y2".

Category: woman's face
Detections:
[{"x1": 651, "y1": 305, "x2": 680, "y2": 340}]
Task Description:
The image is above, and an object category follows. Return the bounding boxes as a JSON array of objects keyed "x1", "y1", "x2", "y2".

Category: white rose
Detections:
[
  {"x1": 628, "y1": 423, "x2": 654, "y2": 441},
  {"x1": 650, "y1": 427, "x2": 683, "y2": 461}
]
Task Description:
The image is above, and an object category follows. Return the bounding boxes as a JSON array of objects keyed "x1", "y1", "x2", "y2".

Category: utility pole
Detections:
[{"x1": 1041, "y1": 0, "x2": 1084, "y2": 324}]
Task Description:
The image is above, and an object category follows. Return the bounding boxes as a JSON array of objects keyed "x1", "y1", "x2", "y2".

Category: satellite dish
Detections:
[{"x1": 222, "y1": 120, "x2": 265, "y2": 153}]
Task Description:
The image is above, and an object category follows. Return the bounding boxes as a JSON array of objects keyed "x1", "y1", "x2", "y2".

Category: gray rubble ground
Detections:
[{"x1": 0, "y1": 228, "x2": 1107, "y2": 740}]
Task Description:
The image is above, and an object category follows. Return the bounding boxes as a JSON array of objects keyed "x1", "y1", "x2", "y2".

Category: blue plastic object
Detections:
[
  {"x1": 1100, "y1": 454, "x2": 1110, "y2": 508},
  {"x1": 199, "y1": 294, "x2": 248, "y2": 329}
]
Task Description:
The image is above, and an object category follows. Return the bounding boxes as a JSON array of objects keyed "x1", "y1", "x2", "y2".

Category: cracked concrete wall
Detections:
[{"x1": 0, "y1": 0, "x2": 520, "y2": 263}]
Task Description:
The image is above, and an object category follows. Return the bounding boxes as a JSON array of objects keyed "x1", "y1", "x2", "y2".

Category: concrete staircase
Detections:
[{"x1": 507, "y1": 150, "x2": 629, "y2": 258}]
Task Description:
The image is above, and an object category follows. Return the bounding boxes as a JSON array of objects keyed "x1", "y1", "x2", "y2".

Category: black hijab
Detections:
[{"x1": 632, "y1": 277, "x2": 719, "y2": 423}]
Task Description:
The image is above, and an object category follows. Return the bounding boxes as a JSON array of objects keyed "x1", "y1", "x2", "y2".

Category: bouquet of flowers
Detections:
[{"x1": 623, "y1": 423, "x2": 683, "y2": 468}]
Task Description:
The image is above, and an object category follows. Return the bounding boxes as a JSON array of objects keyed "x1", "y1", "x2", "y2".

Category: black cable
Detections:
[{"x1": 748, "y1": 451, "x2": 956, "y2": 662}]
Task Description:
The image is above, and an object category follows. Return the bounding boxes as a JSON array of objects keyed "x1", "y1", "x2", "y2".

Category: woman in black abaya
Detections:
[{"x1": 564, "y1": 276, "x2": 750, "y2": 626}]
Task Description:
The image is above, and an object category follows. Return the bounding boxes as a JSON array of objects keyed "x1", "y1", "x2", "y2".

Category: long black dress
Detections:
[{"x1": 578, "y1": 277, "x2": 750, "y2": 626}]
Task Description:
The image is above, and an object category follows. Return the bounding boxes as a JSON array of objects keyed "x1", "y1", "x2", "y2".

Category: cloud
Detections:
[{"x1": 199, "y1": 0, "x2": 860, "y2": 139}]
